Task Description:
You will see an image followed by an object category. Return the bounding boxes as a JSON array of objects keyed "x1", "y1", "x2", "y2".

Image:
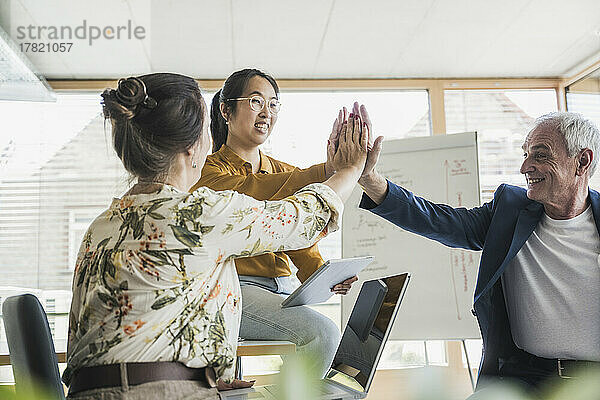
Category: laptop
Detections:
[
  {"x1": 281, "y1": 256, "x2": 374, "y2": 308},
  {"x1": 220, "y1": 272, "x2": 411, "y2": 400}
]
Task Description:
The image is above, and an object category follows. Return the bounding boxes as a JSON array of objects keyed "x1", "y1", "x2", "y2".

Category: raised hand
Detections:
[
  {"x1": 352, "y1": 102, "x2": 384, "y2": 179},
  {"x1": 332, "y1": 113, "x2": 368, "y2": 173},
  {"x1": 325, "y1": 108, "x2": 346, "y2": 178}
]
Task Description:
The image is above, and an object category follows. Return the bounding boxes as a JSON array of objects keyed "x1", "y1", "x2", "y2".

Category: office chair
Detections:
[{"x1": 2, "y1": 293, "x2": 66, "y2": 399}]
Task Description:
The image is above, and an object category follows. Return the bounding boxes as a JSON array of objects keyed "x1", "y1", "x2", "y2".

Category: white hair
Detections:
[{"x1": 532, "y1": 112, "x2": 600, "y2": 177}]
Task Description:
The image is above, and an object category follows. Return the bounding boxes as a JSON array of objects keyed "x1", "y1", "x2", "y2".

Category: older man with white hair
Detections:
[{"x1": 357, "y1": 111, "x2": 600, "y2": 393}]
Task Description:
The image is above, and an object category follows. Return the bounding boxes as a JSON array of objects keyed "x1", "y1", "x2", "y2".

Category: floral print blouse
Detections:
[{"x1": 63, "y1": 183, "x2": 342, "y2": 384}]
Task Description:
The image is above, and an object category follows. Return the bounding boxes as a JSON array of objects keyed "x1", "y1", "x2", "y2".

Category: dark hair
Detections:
[
  {"x1": 101, "y1": 73, "x2": 206, "y2": 180},
  {"x1": 211, "y1": 68, "x2": 279, "y2": 152}
]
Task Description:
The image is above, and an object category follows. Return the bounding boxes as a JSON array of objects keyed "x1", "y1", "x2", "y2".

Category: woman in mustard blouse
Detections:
[{"x1": 192, "y1": 69, "x2": 358, "y2": 377}]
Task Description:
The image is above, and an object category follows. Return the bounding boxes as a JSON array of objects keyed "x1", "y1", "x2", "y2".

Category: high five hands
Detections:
[
  {"x1": 330, "y1": 108, "x2": 368, "y2": 174},
  {"x1": 323, "y1": 102, "x2": 385, "y2": 296},
  {"x1": 328, "y1": 110, "x2": 366, "y2": 296},
  {"x1": 325, "y1": 102, "x2": 384, "y2": 180}
]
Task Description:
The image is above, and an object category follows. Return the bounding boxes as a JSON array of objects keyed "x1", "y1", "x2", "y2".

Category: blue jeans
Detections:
[{"x1": 238, "y1": 275, "x2": 340, "y2": 378}]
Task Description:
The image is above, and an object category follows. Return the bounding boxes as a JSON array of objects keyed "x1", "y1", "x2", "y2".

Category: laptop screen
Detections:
[{"x1": 326, "y1": 273, "x2": 410, "y2": 393}]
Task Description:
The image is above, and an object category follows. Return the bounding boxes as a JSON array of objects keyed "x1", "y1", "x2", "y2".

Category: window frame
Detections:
[
  {"x1": 49, "y1": 77, "x2": 566, "y2": 136},
  {"x1": 562, "y1": 59, "x2": 600, "y2": 109}
]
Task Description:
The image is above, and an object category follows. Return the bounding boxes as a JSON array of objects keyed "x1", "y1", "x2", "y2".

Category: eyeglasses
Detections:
[{"x1": 228, "y1": 95, "x2": 281, "y2": 114}]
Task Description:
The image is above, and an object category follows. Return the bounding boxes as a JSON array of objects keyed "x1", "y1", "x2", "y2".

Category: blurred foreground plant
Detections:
[
  {"x1": 0, "y1": 382, "x2": 60, "y2": 400},
  {"x1": 273, "y1": 353, "x2": 600, "y2": 400},
  {"x1": 414, "y1": 366, "x2": 600, "y2": 400},
  {"x1": 275, "y1": 352, "x2": 324, "y2": 400}
]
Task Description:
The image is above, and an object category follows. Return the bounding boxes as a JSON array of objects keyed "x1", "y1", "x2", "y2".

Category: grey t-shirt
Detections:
[{"x1": 502, "y1": 205, "x2": 600, "y2": 361}]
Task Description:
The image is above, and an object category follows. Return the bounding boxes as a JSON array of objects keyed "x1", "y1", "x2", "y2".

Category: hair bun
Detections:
[{"x1": 115, "y1": 77, "x2": 157, "y2": 110}]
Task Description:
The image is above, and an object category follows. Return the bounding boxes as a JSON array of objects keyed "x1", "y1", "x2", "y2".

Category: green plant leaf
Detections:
[
  {"x1": 167, "y1": 248, "x2": 194, "y2": 256},
  {"x1": 221, "y1": 223, "x2": 234, "y2": 235},
  {"x1": 148, "y1": 212, "x2": 165, "y2": 220},
  {"x1": 144, "y1": 250, "x2": 171, "y2": 265},
  {"x1": 98, "y1": 292, "x2": 117, "y2": 307},
  {"x1": 147, "y1": 200, "x2": 167, "y2": 214},
  {"x1": 299, "y1": 200, "x2": 312, "y2": 213},
  {"x1": 107, "y1": 261, "x2": 116, "y2": 278},
  {"x1": 314, "y1": 216, "x2": 326, "y2": 231},
  {"x1": 200, "y1": 225, "x2": 214, "y2": 234},
  {"x1": 182, "y1": 325, "x2": 194, "y2": 341},
  {"x1": 169, "y1": 224, "x2": 201, "y2": 248},
  {"x1": 149, "y1": 197, "x2": 172, "y2": 204},
  {"x1": 151, "y1": 295, "x2": 177, "y2": 310},
  {"x1": 250, "y1": 238, "x2": 261, "y2": 254},
  {"x1": 76, "y1": 260, "x2": 88, "y2": 286},
  {"x1": 209, "y1": 322, "x2": 225, "y2": 342},
  {"x1": 133, "y1": 216, "x2": 145, "y2": 239}
]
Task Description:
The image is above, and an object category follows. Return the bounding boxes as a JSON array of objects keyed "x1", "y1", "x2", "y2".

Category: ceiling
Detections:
[{"x1": 1, "y1": 0, "x2": 600, "y2": 80}]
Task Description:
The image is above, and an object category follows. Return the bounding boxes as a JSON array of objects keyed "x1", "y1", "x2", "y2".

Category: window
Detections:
[
  {"x1": 0, "y1": 92, "x2": 124, "y2": 383},
  {"x1": 68, "y1": 209, "x2": 103, "y2": 270},
  {"x1": 46, "y1": 298, "x2": 56, "y2": 336},
  {"x1": 442, "y1": 88, "x2": 559, "y2": 370},
  {"x1": 566, "y1": 67, "x2": 600, "y2": 191},
  {"x1": 0, "y1": 93, "x2": 127, "y2": 291},
  {"x1": 444, "y1": 89, "x2": 558, "y2": 203}
]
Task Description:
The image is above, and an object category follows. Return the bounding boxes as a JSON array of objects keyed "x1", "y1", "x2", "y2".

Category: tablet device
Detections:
[{"x1": 281, "y1": 256, "x2": 374, "y2": 308}]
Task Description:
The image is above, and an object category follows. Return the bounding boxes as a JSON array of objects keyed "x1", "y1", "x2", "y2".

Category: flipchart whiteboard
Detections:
[{"x1": 341, "y1": 132, "x2": 482, "y2": 340}]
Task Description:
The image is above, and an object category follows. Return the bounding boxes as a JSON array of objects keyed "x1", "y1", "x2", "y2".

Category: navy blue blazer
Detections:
[{"x1": 360, "y1": 181, "x2": 600, "y2": 386}]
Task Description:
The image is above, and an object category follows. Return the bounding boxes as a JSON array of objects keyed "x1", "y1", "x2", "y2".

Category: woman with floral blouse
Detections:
[{"x1": 63, "y1": 73, "x2": 367, "y2": 400}]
